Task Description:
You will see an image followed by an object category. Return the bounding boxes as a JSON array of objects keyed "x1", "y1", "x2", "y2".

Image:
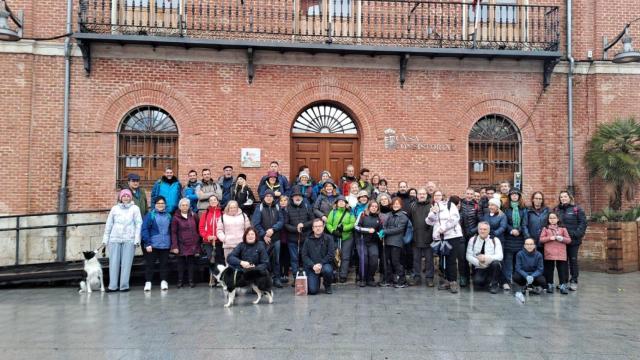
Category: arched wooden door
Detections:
[{"x1": 290, "y1": 104, "x2": 360, "y2": 182}]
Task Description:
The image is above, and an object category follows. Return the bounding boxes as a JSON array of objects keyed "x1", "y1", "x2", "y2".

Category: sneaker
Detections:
[
  {"x1": 426, "y1": 279, "x2": 435, "y2": 287},
  {"x1": 489, "y1": 283, "x2": 499, "y2": 294},
  {"x1": 569, "y1": 282, "x2": 578, "y2": 291},
  {"x1": 437, "y1": 280, "x2": 450, "y2": 290},
  {"x1": 160, "y1": 280, "x2": 168, "y2": 291},
  {"x1": 515, "y1": 291, "x2": 526, "y2": 304},
  {"x1": 394, "y1": 283, "x2": 408, "y2": 288},
  {"x1": 105, "y1": 288, "x2": 118, "y2": 293},
  {"x1": 560, "y1": 284, "x2": 569, "y2": 295},
  {"x1": 532, "y1": 286, "x2": 542, "y2": 295},
  {"x1": 325, "y1": 286, "x2": 333, "y2": 294},
  {"x1": 449, "y1": 281, "x2": 459, "y2": 294},
  {"x1": 546, "y1": 284, "x2": 555, "y2": 294},
  {"x1": 380, "y1": 282, "x2": 392, "y2": 287},
  {"x1": 273, "y1": 279, "x2": 283, "y2": 288},
  {"x1": 503, "y1": 283, "x2": 511, "y2": 291},
  {"x1": 144, "y1": 282, "x2": 152, "y2": 292}
]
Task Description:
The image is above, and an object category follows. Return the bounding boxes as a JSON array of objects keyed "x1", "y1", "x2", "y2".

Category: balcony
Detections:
[{"x1": 75, "y1": 0, "x2": 561, "y2": 85}]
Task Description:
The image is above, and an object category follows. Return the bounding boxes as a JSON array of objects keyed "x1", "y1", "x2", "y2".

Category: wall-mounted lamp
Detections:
[
  {"x1": 603, "y1": 18, "x2": 640, "y2": 63},
  {"x1": 0, "y1": 0, "x2": 23, "y2": 41}
]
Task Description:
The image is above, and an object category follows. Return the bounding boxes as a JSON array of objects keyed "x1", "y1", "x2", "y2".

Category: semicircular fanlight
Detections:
[
  {"x1": 120, "y1": 106, "x2": 178, "y2": 133},
  {"x1": 292, "y1": 104, "x2": 358, "y2": 134}
]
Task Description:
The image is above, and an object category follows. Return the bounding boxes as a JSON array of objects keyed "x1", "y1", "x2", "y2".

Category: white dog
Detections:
[{"x1": 79, "y1": 249, "x2": 105, "y2": 293}]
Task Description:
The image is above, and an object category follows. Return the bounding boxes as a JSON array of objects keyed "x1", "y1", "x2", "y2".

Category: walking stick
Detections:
[{"x1": 380, "y1": 231, "x2": 387, "y2": 285}]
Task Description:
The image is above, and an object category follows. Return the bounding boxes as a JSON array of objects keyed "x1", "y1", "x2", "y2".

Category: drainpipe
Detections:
[
  {"x1": 56, "y1": 0, "x2": 73, "y2": 262},
  {"x1": 566, "y1": 0, "x2": 575, "y2": 195}
]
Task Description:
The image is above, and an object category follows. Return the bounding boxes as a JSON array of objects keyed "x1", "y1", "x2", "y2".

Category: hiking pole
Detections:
[{"x1": 380, "y1": 231, "x2": 387, "y2": 286}]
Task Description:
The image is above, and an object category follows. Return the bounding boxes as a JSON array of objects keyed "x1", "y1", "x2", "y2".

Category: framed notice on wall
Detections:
[{"x1": 241, "y1": 148, "x2": 261, "y2": 168}]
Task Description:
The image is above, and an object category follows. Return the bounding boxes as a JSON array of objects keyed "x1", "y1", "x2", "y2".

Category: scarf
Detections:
[{"x1": 510, "y1": 201, "x2": 521, "y2": 229}]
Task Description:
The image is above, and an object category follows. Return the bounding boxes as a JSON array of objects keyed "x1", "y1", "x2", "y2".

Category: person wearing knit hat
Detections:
[
  {"x1": 260, "y1": 170, "x2": 283, "y2": 201},
  {"x1": 313, "y1": 179, "x2": 339, "y2": 222},
  {"x1": 353, "y1": 190, "x2": 370, "y2": 219},
  {"x1": 103, "y1": 187, "x2": 143, "y2": 292},
  {"x1": 312, "y1": 170, "x2": 338, "y2": 201},
  {"x1": 295, "y1": 171, "x2": 313, "y2": 205},
  {"x1": 258, "y1": 161, "x2": 291, "y2": 202},
  {"x1": 231, "y1": 173, "x2": 256, "y2": 216},
  {"x1": 481, "y1": 197, "x2": 508, "y2": 243}
]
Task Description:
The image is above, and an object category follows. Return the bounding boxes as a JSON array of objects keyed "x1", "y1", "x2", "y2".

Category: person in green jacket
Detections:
[
  {"x1": 325, "y1": 196, "x2": 356, "y2": 283},
  {"x1": 125, "y1": 173, "x2": 148, "y2": 216}
]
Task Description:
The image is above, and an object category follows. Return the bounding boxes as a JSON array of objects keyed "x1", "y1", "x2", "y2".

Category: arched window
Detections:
[
  {"x1": 292, "y1": 104, "x2": 358, "y2": 134},
  {"x1": 468, "y1": 114, "x2": 521, "y2": 189},
  {"x1": 118, "y1": 106, "x2": 178, "y2": 187}
]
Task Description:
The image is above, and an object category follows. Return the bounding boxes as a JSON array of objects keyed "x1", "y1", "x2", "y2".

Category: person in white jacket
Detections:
[
  {"x1": 426, "y1": 190, "x2": 463, "y2": 293},
  {"x1": 102, "y1": 189, "x2": 142, "y2": 292},
  {"x1": 216, "y1": 200, "x2": 252, "y2": 261},
  {"x1": 466, "y1": 221, "x2": 504, "y2": 294}
]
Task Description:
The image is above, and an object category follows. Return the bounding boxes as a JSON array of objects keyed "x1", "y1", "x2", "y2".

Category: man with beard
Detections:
[
  {"x1": 197, "y1": 168, "x2": 222, "y2": 212},
  {"x1": 408, "y1": 188, "x2": 434, "y2": 287},
  {"x1": 339, "y1": 164, "x2": 357, "y2": 197},
  {"x1": 151, "y1": 167, "x2": 182, "y2": 214}
]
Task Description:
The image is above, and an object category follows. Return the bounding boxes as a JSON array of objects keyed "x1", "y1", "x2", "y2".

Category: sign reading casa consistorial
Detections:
[{"x1": 384, "y1": 128, "x2": 456, "y2": 151}]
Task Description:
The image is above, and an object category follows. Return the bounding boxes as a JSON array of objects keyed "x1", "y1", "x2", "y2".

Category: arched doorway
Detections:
[
  {"x1": 117, "y1": 106, "x2": 179, "y2": 188},
  {"x1": 290, "y1": 103, "x2": 360, "y2": 182},
  {"x1": 468, "y1": 114, "x2": 521, "y2": 189}
]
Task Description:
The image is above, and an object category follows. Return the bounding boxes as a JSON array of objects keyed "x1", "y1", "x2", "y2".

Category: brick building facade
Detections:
[{"x1": 1, "y1": 0, "x2": 640, "y2": 218}]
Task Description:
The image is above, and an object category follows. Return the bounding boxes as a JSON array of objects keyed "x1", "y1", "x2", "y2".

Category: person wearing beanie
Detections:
[
  {"x1": 284, "y1": 190, "x2": 314, "y2": 277},
  {"x1": 353, "y1": 190, "x2": 370, "y2": 219},
  {"x1": 231, "y1": 173, "x2": 256, "y2": 216},
  {"x1": 151, "y1": 167, "x2": 182, "y2": 214},
  {"x1": 482, "y1": 197, "x2": 508, "y2": 240},
  {"x1": 102, "y1": 188, "x2": 143, "y2": 292},
  {"x1": 295, "y1": 171, "x2": 314, "y2": 205},
  {"x1": 313, "y1": 180, "x2": 339, "y2": 222},
  {"x1": 251, "y1": 189, "x2": 285, "y2": 287},
  {"x1": 258, "y1": 161, "x2": 290, "y2": 200},
  {"x1": 312, "y1": 170, "x2": 339, "y2": 201},
  {"x1": 326, "y1": 195, "x2": 356, "y2": 283}
]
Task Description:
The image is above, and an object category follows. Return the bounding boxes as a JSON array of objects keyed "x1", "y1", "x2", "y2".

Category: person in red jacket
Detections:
[
  {"x1": 171, "y1": 198, "x2": 201, "y2": 288},
  {"x1": 539, "y1": 212, "x2": 572, "y2": 295},
  {"x1": 199, "y1": 195, "x2": 224, "y2": 287}
]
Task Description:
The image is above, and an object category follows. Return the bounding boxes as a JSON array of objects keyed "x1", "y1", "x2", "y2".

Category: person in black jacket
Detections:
[
  {"x1": 227, "y1": 228, "x2": 270, "y2": 272},
  {"x1": 382, "y1": 197, "x2": 410, "y2": 288},
  {"x1": 459, "y1": 188, "x2": 481, "y2": 287},
  {"x1": 231, "y1": 174, "x2": 256, "y2": 216},
  {"x1": 555, "y1": 191, "x2": 587, "y2": 291},
  {"x1": 284, "y1": 190, "x2": 314, "y2": 278},
  {"x1": 354, "y1": 200, "x2": 384, "y2": 287},
  {"x1": 251, "y1": 190, "x2": 285, "y2": 287},
  {"x1": 301, "y1": 219, "x2": 336, "y2": 294},
  {"x1": 408, "y1": 188, "x2": 434, "y2": 287}
]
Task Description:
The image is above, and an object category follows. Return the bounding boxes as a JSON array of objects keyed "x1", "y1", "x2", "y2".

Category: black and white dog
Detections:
[
  {"x1": 78, "y1": 250, "x2": 105, "y2": 293},
  {"x1": 209, "y1": 262, "x2": 273, "y2": 307}
]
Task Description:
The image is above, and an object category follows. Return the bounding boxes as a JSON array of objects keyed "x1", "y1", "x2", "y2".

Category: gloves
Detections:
[
  {"x1": 377, "y1": 229, "x2": 385, "y2": 238},
  {"x1": 526, "y1": 275, "x2": 533, "y2": 285},
  {"x1": 555, "y1": 235, "x2": 564, "y2": 242}
]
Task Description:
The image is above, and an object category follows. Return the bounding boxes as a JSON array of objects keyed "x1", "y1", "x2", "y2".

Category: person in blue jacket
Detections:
[
  {"x1": 151, "y1": 167, "x2": 182, "y2": 214},
  {"x1": 141, "y1": 196, "x2": 172, "y2": 292},
  {"x1": 182, "y1": 169, "x2": 201, "y2": 213},
  {"x1": 481, "y1": 198, "x2": 508, "y2": 240},
  {"x1": 513, "y1": 238, "x2": 546, "y2": 297}
]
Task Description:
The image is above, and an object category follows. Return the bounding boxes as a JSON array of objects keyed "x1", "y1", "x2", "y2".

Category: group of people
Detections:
[{"x1": 101, "y1": 162, "x2": 587, "y2": 299}]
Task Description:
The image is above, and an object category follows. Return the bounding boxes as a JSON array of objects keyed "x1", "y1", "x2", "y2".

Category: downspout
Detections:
[
  {"x1": 566, "y1": 0, "x2": 575, "y2": 194},
  {"x1": 56, "y1": 0, "x2": 73, "y2": 262}
]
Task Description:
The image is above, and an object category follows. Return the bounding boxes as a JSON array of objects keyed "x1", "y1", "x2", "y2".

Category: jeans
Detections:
[
  {"x1": 339, "y1": 236, "x2": 355, "y2": 279},
  {"x1": 144, "y1": 248, "x2": 169, "y2": 283},
  {"x1": 544, "y1": 260, "x2": 568, "y2": 285},
  {"x1": 267, "y1": 239, "x2": 281, "y2": 278},
  {"x1": 107, "y1": 241, "x2": 135, "y2": 291},
  {"x1": 306, "y1": 263, "x2": 334, "y2": 295},
  {"x1": 384, "y1": 245, "x2": 405, "y2": 284},
  {"x1": 567, "y1": 244, "x2": 580, "y2": 283},
  {"x1": 412, "y1": 246, "x2": 434, "y2": 280},
  {"x1": 357, "y1": 238, "x2": 380, "y2": 282},
  {"x1": 502, "y1": 250, "x2": 517, "y2": 284},
  {"x1": 473, "y1": 261, "x2": 501, "y2": 289}
]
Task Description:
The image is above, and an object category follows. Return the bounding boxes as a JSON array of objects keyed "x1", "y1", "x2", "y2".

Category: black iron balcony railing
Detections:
[{"x1": 78, "y1": 0, "x2": 559, "y2": 52}]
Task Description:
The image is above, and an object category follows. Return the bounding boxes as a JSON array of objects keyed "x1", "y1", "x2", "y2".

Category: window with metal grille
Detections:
[
  {"x1": 292, "y1": 104, "x2": 358, "y2": 134},
  {"x1": 468, "y1": 114, "x2": 521, "y2": 189},
  {"x1": 118, "y1": 106, "x2": 178, "y2": 188}
]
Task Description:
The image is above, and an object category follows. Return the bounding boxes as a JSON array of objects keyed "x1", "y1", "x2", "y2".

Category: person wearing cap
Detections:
[
  {"x1": 294, "y1": 171, "x2": 314, "y2": 205},
  {"x1": 283, "y1": 189, "x2": 314, "y2": 277},
  {"x1": 151, "y1": 167, "x2": 182, "y2": 214},
  {"x1": 352, "y1": 190, "x2": 370, "y2": 219},
  {"x1": 501, "y1": 189, "x2": 529, "y2": 290},
  {"x1": 312, "y1": 170, "x2": 338, "y2": 202},
  {"x1": 125, "y1": 173, "x2": 148, "y2": 216},
  {"x1": 259, "y1": 170, "x2": 283, "y2": 201},
  {"x1": 251, "y1": 189, "x2": 285, "y2": 287},
  {"x1": 102, "y1": 189, "x2": 143, "y2": 292},
  {"x1": 197, "y1": 168, "x2": 222, "y2": 212},
  {"x1": 313, "y1": 180, "x2": 339, "y2": 221},
  {"x1": 217, "y1": 165, "x2": 236, "y2": 208},
  {"x1": 182, "y1": 170, "x2": 201, "y2": 213},
  {"x1": 258, "y1": 161, "x2": 290, "y2": 199},
  {"x1": 231, "y1": 173, "x2": 257, "y2": 216},
  {"x1": 326, "y1": 195, "x2": 356, "y2": 283}
]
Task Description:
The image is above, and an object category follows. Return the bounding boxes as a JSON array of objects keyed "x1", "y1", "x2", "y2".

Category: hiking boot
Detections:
[
  {"x1": 489, "y1": 283, "x2": 499, "y2": 294},
  {"x1": 438, "y1": 280, "x2": 450, "y2": 290},
  {"x1": 459, "y1": 276, "x2": 468, "y2": 288},
  {"x1": 569, "y1": 281, "x2": 578, "y2": 291},
  {"x1": 144, "y1": 282, "x2": 152, "y2": 292},
  {"x1": 273, "y1": 278, "x2": 283, "y2": 288},
  {"x1": 546, "y1": 284, "x2": 555, "y2": 294},
  {"x1": 560, "y1": 284, "x2": 569, "y2": 295},
  {"x1": 325, "y1": 286, "x2": 333, "y2": 294},
  {"x1": 426, "y1": 279, "x2": 435, "y2": 287},
  {"x1": 503, "y1": 283, "x2": 511, "y2": 291},
  {"x1": 449, "y1": 281, "x2": 459, "y2": 294},
  {"x1": 160, "y1": 280, "x2": 168, "y2": 291}
]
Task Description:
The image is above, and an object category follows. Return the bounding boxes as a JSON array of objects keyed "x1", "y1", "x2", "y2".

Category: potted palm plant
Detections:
[{"x1": 586, "y1": 118, "x2": 640, "y2": 273}]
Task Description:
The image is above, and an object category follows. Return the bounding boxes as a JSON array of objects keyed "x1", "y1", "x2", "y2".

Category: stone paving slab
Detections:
[{"x1": 0, "y1": 271, "x2": 638, "y2": 359}]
